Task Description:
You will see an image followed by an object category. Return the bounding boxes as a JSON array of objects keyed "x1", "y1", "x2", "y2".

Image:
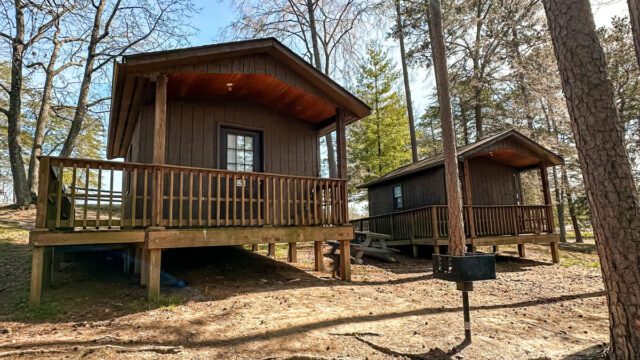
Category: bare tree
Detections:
[
  {"x1": 394, "y1": 0, "x2": 418, "y2": 163},
  {"x1": 26, "y1": 17, "x2": 83, "y2": 195},
  {"x1": 59, "y1": 0, "x2": 195, "y2": 157},
  {"x1": 542, "y1": 0, "x2": 640, "y2": 357},
  {"x1": 0, "y1": 0, "x2": 68, "y2": 207},
  {"x1": 428, "y1": 0, "x2": 465, "y2": 255}
]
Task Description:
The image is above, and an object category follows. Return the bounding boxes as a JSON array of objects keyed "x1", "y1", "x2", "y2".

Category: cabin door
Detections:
[{"x1": 220, "y1": 127, "x2": 263, "y2": 224}]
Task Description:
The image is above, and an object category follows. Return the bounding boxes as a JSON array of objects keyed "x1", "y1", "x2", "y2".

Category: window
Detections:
[
  {"x1": 392, "y1": 185, "x2": 403, "y2": 210},
  {"x1": 226, "y1": 133, "x2": 254, "y2": 172}
]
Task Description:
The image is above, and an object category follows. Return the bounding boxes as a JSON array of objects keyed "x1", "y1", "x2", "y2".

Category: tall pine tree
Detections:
[{"x1": 348, "y1": 46, "x2": 411, "y2": 200}]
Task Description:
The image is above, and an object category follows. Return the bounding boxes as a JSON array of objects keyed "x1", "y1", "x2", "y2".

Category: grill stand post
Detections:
[{"x1": 457, "y1": 281, "x2": 474, "y2": 345}]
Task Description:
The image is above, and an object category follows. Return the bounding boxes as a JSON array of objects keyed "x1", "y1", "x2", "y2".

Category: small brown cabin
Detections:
[
  {"x1": 29, "y1": 38, "x2": 371, "y2": 304},
  {"x1": 352, "y1": 130, "x2": 564, "y2": 261}
]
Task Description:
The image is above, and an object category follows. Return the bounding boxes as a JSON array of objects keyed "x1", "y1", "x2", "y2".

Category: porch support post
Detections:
[
  {"x1": 140, "y1": 248, "x2": 149, "y2": 287},
  {"x1": 336, "y1": 108, "x2": 348, "y2": 223},
  {"x1": 152, "y1": 73, "x2": 167, "y2": 228},
  {"x1": 147, "y1": 249, "x2": 161, "y2": 301},
  {"x1": 339, "y1": 239, "x2": 351, "y2": 281},
  {"x1": 462, "y1": 158, "x2": 476, "y2": 244},
  {"x1": 540, "y1": 163, "x2": 559, "y2": 264},
  {"x1": 314, "y1": 241, "x2": 324, "y2": 271},
  {"x1": 29, "y1": 246, "x2": 45, "y2": 306},
  {"x1": 134, "y1": 245, "x2": 142, "y2": 275},
  {"x1": 287, "y1": 242, "x2": 297, "y2": 262},
  {"x1": 268, "y1": 242, "x2": 276, "y2": 257},
  {"x1": 518, "y1": 244, "x2": 526, "y2": 258}
]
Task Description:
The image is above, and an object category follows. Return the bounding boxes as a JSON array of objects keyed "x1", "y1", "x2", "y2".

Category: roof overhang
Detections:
[{"x1": 107, "y1": 38, "x2": 371, "y2": 159}]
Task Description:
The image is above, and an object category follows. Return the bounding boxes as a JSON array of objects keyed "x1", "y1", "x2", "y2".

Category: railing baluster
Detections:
[
  {"x1": 108, "y1": 167, "x2": 114, "y2": 229},
  {"x1": 286, "y1": 178, "x2": 291, "y2": 226},
  {"x1": 169, "y1": 170, "x2": 174, "y2": 227},
  {"x1": 188, "y1": 171, "x2": 194, "y2": 227},
  {"x1": 216, "y1": 173, "x2": 221, "y2": 226},
  {"x1": 233, "y1": 173, "x2": 237, "y2": 226},
  {"x1": 131, "y1": 168, "x2": 137, "y2": 228},
  {"x1": 272, "y1": 176, "x2": 277, "y2": 226},
  {"x1": 55, "y1": 161, "x2": 64, "y2": 229},
  {"x1": 142, "y1": 168, "x2": 148, "y2": 227},
  {"x1": 241, "y1": 174, "x2": 246, "y2": 226},
  {"x1": 198, "y1": 171, "x2": 203, "y2": 227},
  {"x1": 96, "y1": 165, "x2": 102, "y2": 229},
  {"x1": 257, "y1": 176, "x2": 262, "y2": 225},
  {"x1": 178, "y1": 171, "x2": 184, "y2": 227},
  {"x1": 83, "y1": 164, "x2": 89, "y2": 229},
  {"x1": 280, "y1": 177, "x2": 284, "y2": 226},
  {"x1": 70, "y1": 163, "x2": 77, "y2": 228},
  {"x1": 208, "y1": 173, "x2": 212, "y2": 227},
  {"x1": 265, "y1": 176, "x2": 270, "y2": 225},
  {"x1": 294, "y1": 179, "x2": 298, "y2": 226},
  {"x1": 225, "y1": 173, "x2": 230, "y2": 226}
]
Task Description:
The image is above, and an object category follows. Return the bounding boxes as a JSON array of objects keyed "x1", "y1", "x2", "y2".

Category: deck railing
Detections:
[
  {"x1": 350, "y1": 204, "x2": 553, "y2": 241},
  {"x1": 36, "y1": 156, "x2": 347, "y2": 231}
]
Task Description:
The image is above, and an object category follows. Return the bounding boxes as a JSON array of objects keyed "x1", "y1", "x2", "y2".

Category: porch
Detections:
[
  {"x1": 29, "y1": 156, "x2": 353, "y2": 305},
  {"x1": 350, "y1": 204, "x2": 560, "y2": 262}
]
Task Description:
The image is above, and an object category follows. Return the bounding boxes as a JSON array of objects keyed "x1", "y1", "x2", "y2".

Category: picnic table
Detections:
[{"x1": 329, "y1": 231, "x2": 399, "y2": 264}]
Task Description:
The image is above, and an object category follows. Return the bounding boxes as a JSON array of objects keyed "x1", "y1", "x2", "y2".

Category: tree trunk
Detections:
[
  {"x1": 472, "y1": 0, "x2": 483, "y2": 141},
  {"x1": 28, "y1": 27, "x2": 61, "y2": 195},
  {"x1": 59, "y1": 0, "x2": 104, "y2": 157},
  {"x1": 542, "y1": 0, "x2": 640, "y2": 357},
  {"x1": 395, "y1": 0, "x2": 418, "y2": 163},
  {"x1": 428, "y1": 0, "x2": 465, "y2": 256},
  {"x1": 6, "y1": 1, "x2": 32, "y2": 208},
  {"x1": 629, "y1": 0, "x2": 640, "y2": 68},
  {"x1": 562, "y1": 165, "x2": 584, "y2": 243}
]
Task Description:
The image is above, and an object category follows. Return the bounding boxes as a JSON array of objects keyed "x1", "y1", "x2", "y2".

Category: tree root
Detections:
[{"x1": 0, "y1": 344, "x2": 183, "y2": 358}]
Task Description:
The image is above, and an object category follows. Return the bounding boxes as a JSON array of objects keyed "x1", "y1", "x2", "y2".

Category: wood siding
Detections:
[{"x1": 468, "y1": 157, "x2": 520, "y2": 205}]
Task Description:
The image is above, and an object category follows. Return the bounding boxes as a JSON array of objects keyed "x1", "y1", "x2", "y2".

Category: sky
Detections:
[{"x1": 186, "y1": 0, "x2": 631, "y2": 114}]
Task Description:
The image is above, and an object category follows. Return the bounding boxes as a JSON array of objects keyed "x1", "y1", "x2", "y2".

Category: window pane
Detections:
[
  {"x1": 245, "y1": 152, "x2": 253, "y2": 166},
  {"x1": 227, "y1": 163, "x2": 237, "y2": 171},
  {"x1": 237, "y1": 150, "x2": 246, "y2": 165},
  {"x1": 237, "y1": 135, "x2": 244, "y2": 148},
  {"x1": 393, "y1": 186, "x2": 402, "y2": 198},
  {"x1": 245, "y1": 137, "x2": 253, "y2": 150},
  {"x1": 227, "y1": 149, "x2": 236, "y2": 163},
  {"x1": 227, "y1": 134, "x2": 236, "y2": 148}
]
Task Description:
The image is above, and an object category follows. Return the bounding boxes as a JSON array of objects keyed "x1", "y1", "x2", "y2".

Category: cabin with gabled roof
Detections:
[
  {"x1": 29, "y1": 38, "x2": 371, "y2": 305},
  {"x1": 352, "y1": 130, "x2": 564, "y2": 262}
]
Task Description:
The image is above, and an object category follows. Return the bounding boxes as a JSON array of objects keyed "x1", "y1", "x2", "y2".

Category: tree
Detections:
[
  {"x1": 348, "y1": 45, "x2": 411, "y2": 198},
  {"x1": 0, "y1": 0, "x2": 67, "y2": 207},
  {"x1": 629, "y1": 0, "x2": 640, "y2": 67},
  {"x1": 394, "y1": 0, "x2": 418, "y2": 163},
  {"x1": 428, "y1": 0, "x2": 465, "y2": 255},
  {"x1": 59, "y1": 0, "x2": 195, "y2": 157},
  {"x1": 542, "y1": 0, "x2": 640, "y2": 357}
]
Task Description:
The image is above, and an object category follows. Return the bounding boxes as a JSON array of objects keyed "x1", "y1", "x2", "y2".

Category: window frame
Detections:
[{"x1": 219, "y1": 127, "x2": 263, "y2": 173}]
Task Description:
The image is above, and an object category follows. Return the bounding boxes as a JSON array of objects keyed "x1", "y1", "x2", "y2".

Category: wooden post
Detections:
[
  {"x1": 428, "y1": 0, "x2": 465, "y2": 256},
  {"x1": 550, "y1": 241, "x2": 560, "y2": 264},
  {"x1": 493, "y1": 245, "x2": 500, "y2": 253},
  {"x1": 29, "y1": 246, "x2": 45, "y2": 306},
  {"x1": 35, "y1": 157, "x2": 51, "y2": 230},
  {"x1": 43, "y1": 247, "x2": 53, "y2": 288},
  {"x1": 251, "y1": 244, "x2": 259, "y2": 252},
  {"x1": 287, "y1": 242, "x2": 297, "y2": 262},
  {"x1": 539, "y1": 163, "x2": 554, "y2": 233},
  {"x1": 412, "y1": 244, "x2": 419, "y2": 259},
  {"x1": 336, "y1": 108, "x2": 349, "y2": 224},
  {"x1": 134, "y1": 246, "x2": 142, "y2": 275},
  {"x1": 268, "y1": 243, "x2": 276, "y2": 257},
  {"x1": 518, "y1": 244, "x2": 526, "y2": 258},
  {"x1": 147, "y1": 249, "x2": 161, "y2": 301},
  {"x1": 152, "y1": 73, "x2": 167, "y2": 228},
  {"x1": 314, "y1": 241, "x2": 324, "y2": 271},
  {"x1": 339, "y1": 240, "x2": 351, "y2": 281},
  {"x1": 140, "y1": 249, "x2": 149, "y2": 287}
]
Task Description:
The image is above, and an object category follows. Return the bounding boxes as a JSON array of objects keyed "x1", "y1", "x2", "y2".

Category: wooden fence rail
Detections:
[
  {"x1": 36, "y1": 156, "x2": 348, "y2": 231},
  {"x1": 350, "y1": 204, "x2": 552, "y2": 241}
]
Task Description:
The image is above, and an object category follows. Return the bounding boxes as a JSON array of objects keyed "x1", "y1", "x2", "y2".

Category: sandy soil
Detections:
[{"x1": 0, "y1": 208, "x2": 608, "y2": 359}]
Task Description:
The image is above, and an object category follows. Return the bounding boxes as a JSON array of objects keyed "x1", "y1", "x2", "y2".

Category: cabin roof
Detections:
[
  {"x1": 107, "y1": 38, "x2": 371, "y2": 159},
  {"x1": 358, "y1": 129, "x2": 564, "y2": 188}
]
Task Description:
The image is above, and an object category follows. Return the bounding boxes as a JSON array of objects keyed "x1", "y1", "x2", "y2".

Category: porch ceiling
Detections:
[
  {"x1": 475, "y1": 149, "x2": 541, "y2": 169},
  {"x1": 167, "y1": 72, "x2": 338, "y2": 123}
]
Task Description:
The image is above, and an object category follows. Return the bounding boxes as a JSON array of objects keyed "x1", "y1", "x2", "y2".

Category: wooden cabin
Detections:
[
  {"x1": 29, "y1": 38, "x2": 371, "y2": 304},
  {"x1": 352, "y1": 130, "x2": 564, "y2": 262}
]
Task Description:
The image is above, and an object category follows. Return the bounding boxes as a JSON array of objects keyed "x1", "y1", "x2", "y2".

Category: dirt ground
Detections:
[{"x1": 0, "y1": 208, "x2": 608, "y2": 359}]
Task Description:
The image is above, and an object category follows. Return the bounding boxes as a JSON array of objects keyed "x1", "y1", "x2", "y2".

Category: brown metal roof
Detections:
[{"x1": 358, "y1": 129, "x2": 564, "y2": 188}]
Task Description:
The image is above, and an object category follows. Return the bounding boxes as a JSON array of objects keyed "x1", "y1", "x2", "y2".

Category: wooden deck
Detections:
[
  {"x1": 350, "y1": 205, "x2": 560, "y2": 262},
  {"x1": 29, "y1": 157, "x2": 353, "y2": 305}
]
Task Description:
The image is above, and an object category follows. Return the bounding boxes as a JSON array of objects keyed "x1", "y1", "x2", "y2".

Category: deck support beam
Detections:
[
  {"x1": 314, "y1": 241, "x2": 324, "y2": 271},
  {"x1": 141, "y1": 248, "x2": 149, "y2": 287},
  {"x1": 339, "y1": 240, "x2": 351, "y2": 281},
  {"x1": 147, "y1": 249, "x2": 161, "y2": 301},
  {"x1": 29, "y1": 246, "x2": 45, "y2": 306},
  {"x1": 251, "y1": 244, "x2": 259, "y2": 252},
  {"x1": 412, "y1": 244, "x2": 419, "y2": 259},
  {"x1": 287, "y1": 242, "x2": 297, "y2": 262}
]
